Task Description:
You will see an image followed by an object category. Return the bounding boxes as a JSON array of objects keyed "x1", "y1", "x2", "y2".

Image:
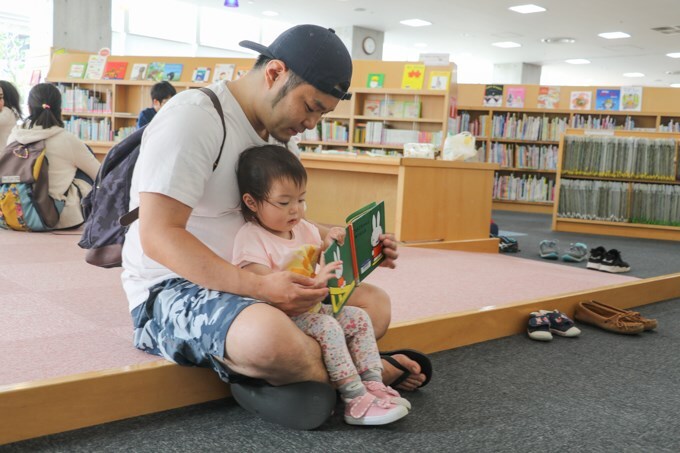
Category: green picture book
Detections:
[{"x1": 323, "y1": 201, "x2": 386, "y2": 315}]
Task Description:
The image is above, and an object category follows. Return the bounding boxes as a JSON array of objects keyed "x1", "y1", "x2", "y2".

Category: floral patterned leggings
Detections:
[{"x1": 291, "y1": 305, "x2": 382, "y2": 382}]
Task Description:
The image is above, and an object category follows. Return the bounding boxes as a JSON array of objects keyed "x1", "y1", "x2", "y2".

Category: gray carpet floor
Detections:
[{"x1": 5, "y1": 212, "x2": 680, "y2": 452}]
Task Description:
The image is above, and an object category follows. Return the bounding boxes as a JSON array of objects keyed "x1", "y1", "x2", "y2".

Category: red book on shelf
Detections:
[{"x1": 102, "y1": 61, "x2": 128, "y2": 80}]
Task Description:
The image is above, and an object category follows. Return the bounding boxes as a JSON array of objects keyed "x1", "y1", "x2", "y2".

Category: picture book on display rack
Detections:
[{"x1": 323, "y1": 201, "x2": 386, "y2": 315}]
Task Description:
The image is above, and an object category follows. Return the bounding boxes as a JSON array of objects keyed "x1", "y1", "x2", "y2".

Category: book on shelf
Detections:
[
  {"x1": 403, "y1": 101, "x2": 421, "y2": 118},
  {"x1": 428, "y1": 70, "x2": 450, "y2": 90},
  {"x1": 84, "y1": 54, "x2": 107, "y2": 79},
  {"x1": 191, "y1": 67, "x2": 211, "y2": 82},
  {"x1": 383, "y1": 100, "x2": 404, "y2": 117},
  {"x1": 367, "y1": 73, "x2": 384, "y2": 88},
  {"x1": 213, "y1": 63, "x2": 235, "y2": 82},
  {"x1": 363, "y1": 99, "x2": 382, "y2": 117},
  {"x1": 68, "y1": 63, "x2": 87, "y2": 79},
  {"x1": 146, "y1": 62, "x2": 165, "y2": 81},
  {"x1": 323, "y1": 201, "x2": 386, "y2": 314},
  {"x1": 163, "y1": 63, "x2": 183, "y2": 81},
  {"x1": 102, "y1": 61, "x2": 128, "y2": 80},
  {"x1": 234, "y1": 68, "x2": 249, "y2": 80},
  {"x1": 595, "y1": 89, "x2": 620, "y2": 111},
  {"x1": 401, "y1": 64, "x2": 425, "y2": 89},
  {"x1": 620, "y1": 86, "x2": 642, "y2": 112},
  {"x1": 130, "y1": 63, "x2": 147, "y2": 81},
  {"x1": 483, "y1": 84, "x2": 503, "y2": 107},
  {"x1": 537, "y1": 86, "x2": 560, "y2": 109},
  {"x1": 505, "y1": 86, "x2": 525, "y2": 108},
  {"x1": 570, "y1": 91, "x2": 592, "y2": 110}
]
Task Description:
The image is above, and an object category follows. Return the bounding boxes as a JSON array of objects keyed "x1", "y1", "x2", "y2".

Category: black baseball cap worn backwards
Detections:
[{"x1": 240, "y1": 24, "x2": 353, "y2": 100}]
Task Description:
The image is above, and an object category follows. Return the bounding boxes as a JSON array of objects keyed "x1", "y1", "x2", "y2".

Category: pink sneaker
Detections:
[
  {"x1": 364, "y1": 380, "x2": 412, "y2": 410},
  {"x1": 344, "y1": 393, "x2": 408, "y2": 425}
]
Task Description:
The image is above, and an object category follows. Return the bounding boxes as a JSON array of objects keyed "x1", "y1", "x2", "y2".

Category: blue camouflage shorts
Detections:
[{"x1": 130, "y1": 278, "x2": 261, "y2": 383}]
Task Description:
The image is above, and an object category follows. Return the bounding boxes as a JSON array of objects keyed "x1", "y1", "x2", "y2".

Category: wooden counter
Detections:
[{"x1": 300, "y1": 153, "x2": 499, "y2": 247}]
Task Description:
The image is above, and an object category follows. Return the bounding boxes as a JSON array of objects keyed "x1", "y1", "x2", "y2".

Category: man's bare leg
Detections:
[
  {"x1": 346, "y1": 282, "x2": 428, "y2": 391},
  {"x1": 221, "y1": 303, "x2": 329, "y2": 385}
]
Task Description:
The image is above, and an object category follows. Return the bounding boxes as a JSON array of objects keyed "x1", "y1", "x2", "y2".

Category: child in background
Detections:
[
  {"x1": 232, "y1": 144, "x2": 411, "y2": 426},
  {"x1": 0, "y1": 80, "x2": 23, "y2": 147},
  {"x1": 136, "y1": 81, "x2": 176, "y2": 129}
]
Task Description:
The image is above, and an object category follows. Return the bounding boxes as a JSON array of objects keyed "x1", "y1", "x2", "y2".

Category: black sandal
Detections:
[{"x1": 380, "y1": 349, "x2": 433, "y2": 389}]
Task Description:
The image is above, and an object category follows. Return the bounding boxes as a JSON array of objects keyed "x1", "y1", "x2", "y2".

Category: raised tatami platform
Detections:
[{"x1": 2, "y1": 229, "x2": 679, "y2": 444}]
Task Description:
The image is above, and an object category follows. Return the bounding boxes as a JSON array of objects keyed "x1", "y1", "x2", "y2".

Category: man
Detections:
[
  {"x1": 122, "y1": 24, "x2": 428, "y2": 429},
  {"x1": 136, "y1": 81, "x2": 177, "y2": 128}
]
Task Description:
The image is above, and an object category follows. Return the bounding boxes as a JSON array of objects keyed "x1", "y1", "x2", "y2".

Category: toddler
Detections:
[{"x1": 232, "y1": 144, "x2": 410, "y2": 426}]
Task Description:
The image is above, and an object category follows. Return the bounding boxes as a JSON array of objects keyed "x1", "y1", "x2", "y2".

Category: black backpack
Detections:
[{"x1": 78, "y1": 87, "x2": 226, "y2": 268}]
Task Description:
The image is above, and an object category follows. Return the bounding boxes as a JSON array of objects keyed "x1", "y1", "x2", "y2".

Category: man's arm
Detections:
[{"x1": 138, "y1": 192, "x2": 329, "y2": 315}]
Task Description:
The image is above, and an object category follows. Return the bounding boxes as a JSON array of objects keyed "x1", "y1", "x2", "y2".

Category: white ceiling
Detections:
[{"x1": 197, "y1": 0, "x2": 680, "y2": 87}]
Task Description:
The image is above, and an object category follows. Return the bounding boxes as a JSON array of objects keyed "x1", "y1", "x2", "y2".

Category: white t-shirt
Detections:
[{"x1": 121, "y1": 82, "x2": 267, "y2": 311}]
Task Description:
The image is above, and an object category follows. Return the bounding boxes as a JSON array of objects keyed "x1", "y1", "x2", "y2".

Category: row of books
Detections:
[
  {"x1": 569, "y1": 114, "x2": 640, "y2": 131},
  {"x1": 300, "y1": 121, "x2": 349, "y2": 143},
  {"x1": 114, "y1": 126, "x2": 137, "y2": 143},
  {"x1": 490, "y1": 113, "x2": 568, "y2": 142},
  {"x1": 558, "y1": 179, "x2": 680, "y2": 226},
  {"x1": 448, "y1": 113, "x2": 488, "y2": 136},
  {"x1": 63, "y1": 117, "x2": 112, "y2": 142},
  {"x1": 57, "y1": 85, "x2": 112, "y2": 114},
  {"x1": 562, "y1": 136, "x2": 678, "y2": 180},
  {"x1": 362, "y1": 100, "x2": 421, "y2": 119},
  {"x1": 486, "y1": 143, "x2": 558, "y2": 170},
  {"x1": 557, "y1": 179, "x2": 629, "y2": 222},
  {"x1": 69, "y1": 55, "x2": 247, "y2": 83},
  {"x1": 356, "y1": 122, "x2": 442, "y2": 145},
  {"x1": 493, "y1": 173, "x2": 555, "y2": 202}
]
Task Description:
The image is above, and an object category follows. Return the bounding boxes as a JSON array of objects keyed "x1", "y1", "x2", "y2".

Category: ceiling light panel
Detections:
[
  {"x1": 598, "y1": 31, "x2": 631, "y2": 39},
  {"x1": 492, "y1": 41, "x2": 521, "y2": 48},
  {"x1": 666, "y1": 52, "x2": 680, "y2": 58},
  {"x1": 623, "y1": 72, "x2": 645, "y2": 77},
  {"x1": 400, "y1": 19, "x2": 432, "y2": 27},
  {"x1": 509, "y1": 4, "x2": 546, "y2": 14}
]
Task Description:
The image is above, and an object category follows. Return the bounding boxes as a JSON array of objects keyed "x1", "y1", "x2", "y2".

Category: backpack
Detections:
[
  {"x1": 78, "y1": 87, "x2": 226, "y2": 268},
  {"x1": 0, "y1": 139, "x2": 60, "y2": 232}
]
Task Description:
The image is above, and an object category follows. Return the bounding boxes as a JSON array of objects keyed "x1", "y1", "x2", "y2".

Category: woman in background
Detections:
[
  {"x1": 8, "y1": 83, "x2": 100, "y2": 229},
  {"x1": 0, "y1": 80, "x2": 23, "y2": 147}
]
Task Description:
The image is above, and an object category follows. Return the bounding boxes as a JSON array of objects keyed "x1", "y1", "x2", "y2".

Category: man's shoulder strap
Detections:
[{"x1": 120, "y1": 87, "x2": 227, "y2": 227}]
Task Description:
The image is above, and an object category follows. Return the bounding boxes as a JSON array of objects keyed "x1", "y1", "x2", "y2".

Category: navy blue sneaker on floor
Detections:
[
  {"x1": 538, "y1": 309, "x2": 581, "y2": 337},
  {"x1": 586, "y1": 246, "x2": 606, "y2": 270},
  {"x1": 600, "y1": 249, "x2": 631, "y2": 273},
  {"x1": 527, "y1": 312, "x2": 553, "y2": 341}
]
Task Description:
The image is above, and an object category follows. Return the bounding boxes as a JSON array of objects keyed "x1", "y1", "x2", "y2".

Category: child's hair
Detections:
[
  {"x1": 237, "y1": 144, "x2": 307, "y2": 223},
  {"x1": 26, "y1": 83, "x2": 63, "y2": 129},
  {"x1": 151, "y1": 81, "x2": 176, "y2": 102},
  {"x1": 0, "y1": 80, "x2": 23, "y2": 119}
]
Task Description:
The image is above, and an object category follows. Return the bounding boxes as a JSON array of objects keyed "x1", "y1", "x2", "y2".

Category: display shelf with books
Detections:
[
  {"x1": 454, "y1": 83, "x2": 680, "y2": 213},
  {"x1": 552, "y1": 128, "x2": 680, "y2": 241}
]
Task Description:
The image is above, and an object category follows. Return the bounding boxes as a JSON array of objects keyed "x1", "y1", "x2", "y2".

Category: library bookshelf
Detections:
[
  {"x1": 46, "y1": 52, "x2": 456, "y2": 159},
  {"x1": 454, "y1": 84, "x2": 680, "y2": 213},
  {"x1": 551, "y1": 128, "x2": 680, "y2": 241}
]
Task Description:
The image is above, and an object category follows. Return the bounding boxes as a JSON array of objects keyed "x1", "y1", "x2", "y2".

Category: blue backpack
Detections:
[{"x1": 78, "y1": 87, "x2": 226, "y2": 268}]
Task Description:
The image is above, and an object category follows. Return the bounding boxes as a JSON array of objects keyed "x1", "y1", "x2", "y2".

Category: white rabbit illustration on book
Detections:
[{"x1": 370, "y1": 211, "x2": 384, "y2": 263}]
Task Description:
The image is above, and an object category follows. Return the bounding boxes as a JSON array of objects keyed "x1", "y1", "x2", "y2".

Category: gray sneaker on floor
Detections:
[
  {"x1": 539, "y1": 239, "x2": 559, "y2": 260},
  {"x1": 562, "y1": 242, "x2": 588, "y2": 262}
]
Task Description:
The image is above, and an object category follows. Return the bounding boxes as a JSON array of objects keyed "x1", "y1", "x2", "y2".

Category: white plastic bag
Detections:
[
  {"x1": 442, "y1": 132, "x2": 476, "y2": 161},
  {"x1": 403, "y1": 143, "x2": 435, "y2": 159}
]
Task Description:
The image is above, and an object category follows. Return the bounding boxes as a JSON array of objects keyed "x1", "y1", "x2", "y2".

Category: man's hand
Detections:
[
  {"x1": 256, "y1": 271, "x2": 330, "y2": 317},
  {"x1": 379, "y1": 233, "x2": 398, "y2": 269},
  {"x1": 322, "y1": 226, "x2": 346, "y2": 250}
]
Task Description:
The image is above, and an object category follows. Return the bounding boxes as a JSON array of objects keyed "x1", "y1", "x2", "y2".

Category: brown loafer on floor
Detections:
[
  {"x1": 589, "y1": 300, "x2": 658, "y2": 331},
  {"x1": 574, "y1": 300, "x2": 645, "y2": 334}
]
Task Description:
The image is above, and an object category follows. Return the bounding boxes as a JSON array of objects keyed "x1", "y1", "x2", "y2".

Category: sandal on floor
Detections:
[
  {"x1": 380, "y1": 349, "x2": 433, "y2": 389},
  {"x1": 230, "y1": 379, "x2": 336, "y2": 430}
]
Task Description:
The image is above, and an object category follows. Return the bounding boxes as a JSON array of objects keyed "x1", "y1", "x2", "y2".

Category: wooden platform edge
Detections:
[
  {"x1": 2, "y1": 273, "x2": 678, "y2": 445},
  {"x1": 404, "y1": 237, "x2": 499, "y2": 253}
]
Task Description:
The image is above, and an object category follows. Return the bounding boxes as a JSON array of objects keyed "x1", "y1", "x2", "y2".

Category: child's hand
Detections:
[
  {"x1": 323, "y1": 226, "x2": 346, "y2": 250},
  {"x1": 313, "y1": 254, "x2": 342, "y2": 288}
]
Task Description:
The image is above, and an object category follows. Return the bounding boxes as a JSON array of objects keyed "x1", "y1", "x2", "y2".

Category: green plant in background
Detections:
[{"x1": 0, "y1": 31, "x2": 29, "y2": 84}]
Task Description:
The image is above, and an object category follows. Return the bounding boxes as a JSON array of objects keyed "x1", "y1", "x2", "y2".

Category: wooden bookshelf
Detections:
[
  {"x1": 47, "y1": 53, "x2": 455, "y2": 158},
  {"x1": 551, "y1": 128, "x2": 680, "y2": 241},
  {"x1": 454, "y1": 84, "x2": 680, "y2": 213}
]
